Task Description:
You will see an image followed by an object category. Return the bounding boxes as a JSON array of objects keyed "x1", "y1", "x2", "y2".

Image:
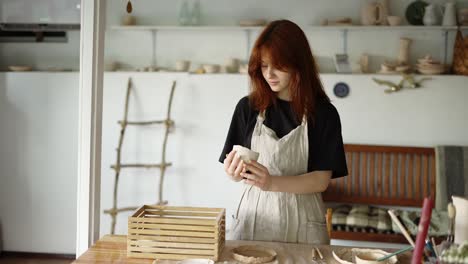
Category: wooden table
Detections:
[{"x1": 73, "y1": 235, "x2": 412, "y2": 263}]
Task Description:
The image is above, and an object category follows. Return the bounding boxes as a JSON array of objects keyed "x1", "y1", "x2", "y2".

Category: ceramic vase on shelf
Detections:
[
  {"x1": 380, "y1": 0, "x2": 390, "y2": 25},
  {"x1": 423, "y1": 4, "x2": 439, "y2": 26},
  {"x1": 361, "y1": 0, "x2": 387, "y2": 25},
  {"x1": 459, "y1": 8, "x2": 468, "y2": 26},
  {"x1": 190, "y1": 0, "x2": 201, "y2": 26},
  {"x1": 178, "y1": 1, "x2": 190, "y2": 26},
  {"x1": 398, "y1": 38, "x2": 412, "y2": 66},
  {"x1": 442, "y1": 2, "x2": 457, "y2": 26}
]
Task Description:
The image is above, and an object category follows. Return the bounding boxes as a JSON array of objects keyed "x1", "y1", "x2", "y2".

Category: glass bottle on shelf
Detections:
[
  {"x1": 178, "y1": 1, "x2": 190, "y2": 26},
  {"x1": 190, "y1": 0, "x2": 201, "y2": 26}
]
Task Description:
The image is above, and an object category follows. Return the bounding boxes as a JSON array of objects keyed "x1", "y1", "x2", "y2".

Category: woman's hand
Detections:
[
  {"x1": 242, "y1": 160, "x2": 272, "y2": 191},
  {"x1": 223, "y1": 150, "x2": 244, "y2": 182}
]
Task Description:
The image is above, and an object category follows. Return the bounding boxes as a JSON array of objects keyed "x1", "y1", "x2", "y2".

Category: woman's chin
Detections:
[{"x1": 269, "y1": 86, "x2": 282, "y2": 92}]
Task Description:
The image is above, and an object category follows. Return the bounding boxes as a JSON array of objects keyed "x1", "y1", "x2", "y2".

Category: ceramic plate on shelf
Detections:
[
  {"x1": 333, "y1": 82, "x2": 350, "y2": 98},
  {"x1": 44, "y1": 67, "x2": 71, "y2": 72},
  {"x1": 417, "y1": 68, "x2": 445, "y2": 75},
  {"x1": 8, "y1": 65, "x2": 33, "y2": 72}
]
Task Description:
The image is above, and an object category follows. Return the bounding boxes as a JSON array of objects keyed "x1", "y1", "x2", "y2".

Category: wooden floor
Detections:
[{"x1": 0, "y1": 256, "x2": 72, "y2": 264}]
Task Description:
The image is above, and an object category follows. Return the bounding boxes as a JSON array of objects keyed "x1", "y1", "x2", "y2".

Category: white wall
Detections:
[
  {"x1": 0, "y1": 73, "x2": 78, "y2": 254},
  {"x1": 323, "y1": 74, "x2": 468, "y2": 146}
]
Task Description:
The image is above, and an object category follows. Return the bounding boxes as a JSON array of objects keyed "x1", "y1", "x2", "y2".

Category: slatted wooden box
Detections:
[{"x1": 127, "y1": 205, "x2": 225, "y2": 261}]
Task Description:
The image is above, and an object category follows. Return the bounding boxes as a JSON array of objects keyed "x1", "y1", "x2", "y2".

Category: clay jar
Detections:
[{"x1": 361, "y1": 0, "x2": 389, "y2": 25}]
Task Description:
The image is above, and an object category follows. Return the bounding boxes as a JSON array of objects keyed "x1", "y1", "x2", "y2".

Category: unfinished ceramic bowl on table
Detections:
[
  {"x1": 333, "y1": 248, "x2": 398, "y2": 264},
  {"x1": 232, "y1": 245, "x2": 277, "y2": 264}
]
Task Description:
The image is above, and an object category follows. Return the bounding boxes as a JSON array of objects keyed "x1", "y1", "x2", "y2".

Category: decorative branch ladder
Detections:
[{"x1": 104, "y1": 77, "x2": 177, "y2": 234}]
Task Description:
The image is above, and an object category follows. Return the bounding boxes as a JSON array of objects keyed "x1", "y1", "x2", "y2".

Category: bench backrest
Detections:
[{"x1": 323, "y1": 144, "x2": 436, "y2": 207}]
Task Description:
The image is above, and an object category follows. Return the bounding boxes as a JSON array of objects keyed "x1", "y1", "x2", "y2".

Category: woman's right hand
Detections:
[{"x1": 223, "y1": 150, "x2": 245, "y2": 182}]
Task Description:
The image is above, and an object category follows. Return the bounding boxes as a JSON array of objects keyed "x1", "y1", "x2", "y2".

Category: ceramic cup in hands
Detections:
[
  {"x1": 224, "y1": 145, "x2": 259, "y2": 182},
  {"x1": 224, "y1": 149, "x2": 245, "y2": 182},
  {"x1": 233, "y1": 145, "x2": 259, "y2": 162},
  {"x1": 233, "y1": 145, "x2": 259, "y2": 180}
]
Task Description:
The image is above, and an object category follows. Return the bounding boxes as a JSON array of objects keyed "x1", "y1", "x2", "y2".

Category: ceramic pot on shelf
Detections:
[
  {"x1": 398, "y1": 38, "x2": 412, "y2": 66},
  {"x1": 361, "y1": 1, "x2": 386, "y2": 25},
  {"x1": 178, "y1": 1, "x2": 190, "y2": 26},
  {"x1": 406, "y1": 0, "x2": 429, "y2": 25},
  {"x1": 442, "y1": 2, "x2": 457, "y2": 26},
  {"x1": 380, "y1": 0, "x2": 390, "y2": 25},
  {"x1": 459, "y1": 8, "x2": 468, "y2": 26},
  {"x1": 423, "y1": 4, "x2": 439, "y2": 26}
]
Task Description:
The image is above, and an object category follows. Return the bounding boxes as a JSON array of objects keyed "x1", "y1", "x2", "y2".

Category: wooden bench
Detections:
[{"x1": 323, "y1": 144, "x2": 436, "y2": 243}]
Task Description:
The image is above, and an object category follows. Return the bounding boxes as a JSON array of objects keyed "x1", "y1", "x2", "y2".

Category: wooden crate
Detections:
[{"x1": 127, "y1": 205, "x2": 225, "y2": 261}]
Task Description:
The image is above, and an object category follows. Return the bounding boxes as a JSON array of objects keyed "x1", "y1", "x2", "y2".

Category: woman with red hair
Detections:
[{"x1": 219, "y1": 20, "x2": 347, "y2": 244}]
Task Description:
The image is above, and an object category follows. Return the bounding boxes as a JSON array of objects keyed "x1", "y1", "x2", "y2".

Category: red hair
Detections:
[{"x1": 248, "y1": 20, "x2": 329, "y2": 122}]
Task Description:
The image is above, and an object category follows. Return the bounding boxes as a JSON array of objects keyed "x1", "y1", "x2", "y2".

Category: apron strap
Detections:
[
  {"x1": 257, "y1": 110, "x2": 266, "y2": 121},
  {"x1": 301, "y1": 115, "x2": 307, "y2": 126}
]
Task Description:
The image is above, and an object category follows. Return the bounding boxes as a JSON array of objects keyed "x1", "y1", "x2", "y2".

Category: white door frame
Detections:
[{"x1": 76, "y1": 0, "x2": 106, "y2": 257}]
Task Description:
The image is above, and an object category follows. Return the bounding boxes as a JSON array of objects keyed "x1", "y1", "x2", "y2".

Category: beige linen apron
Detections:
[{"x1": 229, "y1": 111, "x2": 330, "y2": 244}]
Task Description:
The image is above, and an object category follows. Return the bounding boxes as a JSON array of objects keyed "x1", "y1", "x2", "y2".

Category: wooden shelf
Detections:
[
  {"x1": 110, "y1": 25, "x2": 263, "y2": 31},
  {"x1": 307, "y1": 25, "x2": 461, "y2": 31},
  {"x1": 101, "y1": 71, "x2": 467, "y2": 79},
  {"x1": 110, "y1": 25, "x2": 467, "y2": 31},
  {"x1": 108, "y1": 25, "x2": 467, "y2": 65}
]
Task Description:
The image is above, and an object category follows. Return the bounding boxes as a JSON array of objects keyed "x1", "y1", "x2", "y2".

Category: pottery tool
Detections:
[
  {"x1": 326, "y1": 208, "x2": 333, "y2": 237},
  {"x1": 447, "y1": 202, "x2": 455, "y2": 243},
  {"x1": 376, "y1": 245, "x2": 414, "y2": 261},
  {"x1": 430, "y1": 237, "x2": 439, "y2": 258},
  {"x1": 425, "y1": 239, "x2": 437, "y2": 258},
  {"x1": 314, "y1": 247, "x2": 323, "y2": 260},
  {"x1": 311, "y1": 247, "x2": 317, "y2": 261},
  {"x1": 388, "y1": 209, "x2": 415, "y2": 247}
]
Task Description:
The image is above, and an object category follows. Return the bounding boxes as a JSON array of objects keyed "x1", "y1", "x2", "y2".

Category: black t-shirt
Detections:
[{"x1": 219, "y1": 96, "x2": 348, "y2": 179}]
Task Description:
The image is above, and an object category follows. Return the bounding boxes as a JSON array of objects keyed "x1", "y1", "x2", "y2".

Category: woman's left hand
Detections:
[{"x1": 241, "y1": 160, "x2": 272, "y2": 191}]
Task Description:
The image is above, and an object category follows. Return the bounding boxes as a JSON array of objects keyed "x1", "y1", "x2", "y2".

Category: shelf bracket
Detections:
[
  {"x1": 442, "y1": 30, "x2": 449, "y2": 66},
  {"x1": 245, "y1": 29, "x2": 251, "y2": 62},
  {"x1": 151, "y1": 29, "x2": 158, "y2": 67},
  {"x1": 342, "y1": 29, "x2": 348, "y2": 54}
]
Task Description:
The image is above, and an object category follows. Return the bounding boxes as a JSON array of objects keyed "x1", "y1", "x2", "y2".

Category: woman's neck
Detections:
[{"x1": 277, "y1": 89, "x2": 291, "y2": 101}]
